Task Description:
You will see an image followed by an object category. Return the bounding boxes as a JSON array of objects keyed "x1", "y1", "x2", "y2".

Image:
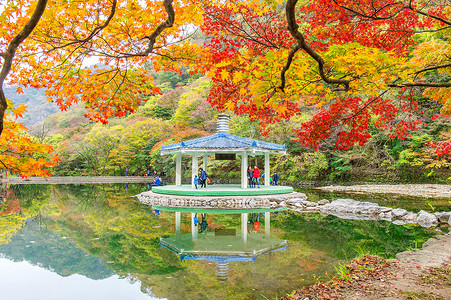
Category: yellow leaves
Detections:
[
  {"x1": 424, "y1": 87, "x2": 451, "y2": 116},
  {"x1": 232, "y1": 71, "x2": 244, "y2": 83},
  {"x1": 224, "y1": 101, "x2": 235, "y2": 111},
  {"x1": 411, "y1": 39, "x2": 451, "y2": 68},
  {"x1": 323, "y1": 43, "x2": 411, "y2": 96},
  {"x1": 220, "y1": 69, "x2": 230, "y2": 80}
]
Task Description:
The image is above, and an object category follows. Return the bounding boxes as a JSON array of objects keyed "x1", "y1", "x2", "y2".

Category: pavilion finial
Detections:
[{"x1": 216, "y1": 114, "x2": 230, "y2": 133}]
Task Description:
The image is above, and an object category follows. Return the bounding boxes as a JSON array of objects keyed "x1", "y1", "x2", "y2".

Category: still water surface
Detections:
[{"x1": 0, "y1": 184, "x2": 444, "y2": 300}]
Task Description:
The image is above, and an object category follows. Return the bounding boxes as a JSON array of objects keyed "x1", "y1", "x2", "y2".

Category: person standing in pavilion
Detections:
[
  {"x1": 199, "y1": 168, "x2": 208, "y2": 188},
  {"x1": 273, "y1": 171, "x2": 279, "y2": 186},
  {"x1": 247, "y1": 166, "x2": 254, "y2": 188},
  {"x1": 253, "y1": 165, "x2": 260, "y2": 188}
]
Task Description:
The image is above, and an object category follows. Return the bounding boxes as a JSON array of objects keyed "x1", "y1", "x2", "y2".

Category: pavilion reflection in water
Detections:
[{"x1": 158, "y1": 207, "x2": 287, "y2": 281}]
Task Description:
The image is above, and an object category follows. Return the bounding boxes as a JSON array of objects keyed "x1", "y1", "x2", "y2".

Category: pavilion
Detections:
[{"x1": 159, "y1": 114, "x2": 287, "y2": 191}]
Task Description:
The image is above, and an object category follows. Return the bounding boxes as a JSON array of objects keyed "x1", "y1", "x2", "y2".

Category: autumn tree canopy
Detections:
[{"x1": 1, "y1": 0, "x2": 450, "y2": 176}]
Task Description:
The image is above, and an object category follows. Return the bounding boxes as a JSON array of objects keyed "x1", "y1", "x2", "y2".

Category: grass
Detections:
[
  {"x1": 334, "y1": 262, "x2": 352, "y2": 281},
  {"x1": 420, "y1": 265, "x2": 451, "y2": 286},
  {"x1": 400, "y1": 290, "x2": 444, "y2": 300}
]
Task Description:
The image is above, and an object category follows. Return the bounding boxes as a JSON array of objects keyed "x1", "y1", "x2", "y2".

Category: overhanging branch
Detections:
[
  {"x1": 280, "y1": 0, "x2": 350, "y2": 92},
  {"x1": 0, "y1": 0, "x2": 49, "y2": 136}
]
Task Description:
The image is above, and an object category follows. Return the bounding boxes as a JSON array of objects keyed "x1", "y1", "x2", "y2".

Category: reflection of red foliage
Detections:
[{"x1": 0, "y1": 199, "x2": 22, "y2": 216}]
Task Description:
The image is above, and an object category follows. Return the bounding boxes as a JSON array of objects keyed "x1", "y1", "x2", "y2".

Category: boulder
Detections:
[
  {"x1": 392, "y1": 208, "x2": 409, "y2": 218},
  {"x1": 378, "y1": 211, "x2": 393, "y2": 221},
  {"x1": 317, "y1": 199, "x2": 330, "y2": 205},
  {"x1": 288, "y1": 197, "x2": 307, "y2": 203},
  {"x1": 354, "y1": 202, "x2": 382, "y2": 215},
  {"x1": 320, "y1": 198, "x2": 360, "y2": 214},
  {"x1": 392, "y1": 220, "x2": 407, "y2": 226},
  {"x1": 319, "y1": 198, "x2": 384, "y2": 220},
  {"x1": 417, "y1": 210, "x2": 438, "y2": 228},
  {"x1": 301, "y1": 200, "x2": 318, "y2": 207},
  {"x1": 434, "y1": 212, "x2": 451, "y2": 224},
  {"x1": 402, "y1": 211, "x2": 418, "y2": 224},
  {"x1": 380, "y1": 207, "x2": 393, "y2": 213},
  {"x1": 305, "y1": 206, "x2": 320, "y2": 212}
]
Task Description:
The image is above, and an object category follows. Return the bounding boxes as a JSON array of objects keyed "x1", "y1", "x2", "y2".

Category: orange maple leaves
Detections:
[{"x1": 0, "y1": 104, "x2": 59, "y2": 177}]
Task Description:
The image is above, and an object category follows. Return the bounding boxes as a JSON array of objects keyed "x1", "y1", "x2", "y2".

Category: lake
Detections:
[{"x1": 0, "y1": 183, "x2": 446, "y2": 300}]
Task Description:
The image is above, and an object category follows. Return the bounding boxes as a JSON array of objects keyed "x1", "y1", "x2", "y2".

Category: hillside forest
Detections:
[
  {"x1": 0, "y1": 0, "x2": 450, "y2": 181},
  {"x1": 16, "y1": 67, "x2": 451, "y2": 184}
]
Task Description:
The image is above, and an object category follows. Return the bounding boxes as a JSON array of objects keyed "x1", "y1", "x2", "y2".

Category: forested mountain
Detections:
[
  {"x1": 33, "y1": 70, "x2": 451, "y2": 183},
  {"x1": 4, "y1": 85, "x2": 58, "y2": 128}
]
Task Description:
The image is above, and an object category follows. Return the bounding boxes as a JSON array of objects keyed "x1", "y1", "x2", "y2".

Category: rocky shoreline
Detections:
[
  {"x1": 281, "y1": 197, "x2": 451, "y2": 228},
  {"x1": 137, "y1": 188, "x2": 451, "y2": 227},
  {"x1": 316, "y1": 183, "x2": 451, "y2": 198}
]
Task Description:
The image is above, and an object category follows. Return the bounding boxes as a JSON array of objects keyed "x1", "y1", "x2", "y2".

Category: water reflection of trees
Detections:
[
  {"x1": 272, "y1": 210, "x2": 438, "y2": 259},
  {"x1": 0, "y1": 184, "x2": 441, "y2": 300},
  {"x1": 0, "y1": 184, "x2": 51, "y2": 245}
]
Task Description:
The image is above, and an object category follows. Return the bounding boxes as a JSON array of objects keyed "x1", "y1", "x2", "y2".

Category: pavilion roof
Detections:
[{"x1": 160, "y1": 132, "x2": 286, "y2": 155}]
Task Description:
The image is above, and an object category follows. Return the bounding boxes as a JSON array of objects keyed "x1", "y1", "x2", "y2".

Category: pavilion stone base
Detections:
[{"x1": 137, "y1": 190, "x2": 308, "y2": 209}]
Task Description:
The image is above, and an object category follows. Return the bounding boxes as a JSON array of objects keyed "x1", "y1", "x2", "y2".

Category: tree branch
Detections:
[
  {"x1": 342, "y1": 90, "x2": 389, "y2": 120},
  {"x1": 46, "y1": 0, "x2": 117, "y2": 52},
  {"x1": 0, "y1": 0, "x2": 48, "y2": 135},
  {"x1": 388, "y1": 81, "x2": 451, "y2": 87},
  {"x1": 136, "y1": 0, "x2": 175, "y2": 57},
  {"x1": 280, "y1": 0, "x2": 350, "y2": 92},
  {"x1": 414, "y1": 62, "x2": 451, "y2": 75}
]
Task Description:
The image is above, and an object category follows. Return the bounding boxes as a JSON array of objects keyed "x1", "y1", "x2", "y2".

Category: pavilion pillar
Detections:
[
  {"x1": 265, "y1": 212, "x2": 270, "y2": 238},
  {"x1": 241, "y1": 213, "x2": 248, "y2": 245},
  {"x1": 191, "y1": 213, "x2": 198, "y2": 240},
  {"x1": 203, "y1": 154, "x2": 208, "y2": 173},
  {"x1": 241, "y1": 151, "x2": 248, "y2": 188},
  {"x1": 264, "y1": 152, "x2": 270, "y2": 186},
  {"x1": 175, "y1": 152, "x2": 182, "y2": 186},
  {"x1": 191, "y1": 153, "x2": 198, "y2": 188},
  {"x1": 175, "y1": 212, "x2": 181, "y2": 236}
]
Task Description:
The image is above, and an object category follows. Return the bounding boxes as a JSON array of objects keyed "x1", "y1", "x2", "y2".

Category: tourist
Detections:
[
  {"x1": 198, "y1": 213, "x2": 208, "y2": 233},
  {"x1": 253, "y1": 165, "x2": 260, "y2": 188},
  {"x1": 247, "y1": 166, "x2": 254, "y2": 188},
  {"x1": 273, "y1": 171, "x2": 279, "y2": 186},
  {"x1": 253, "y1": 213, "x2": 260, "y2": 232},
  {"x1": 262, "y1": 173, "x2": 272, "y2": 186},
  {"x1": 193, "y1": 175, "x2": 199, "y2": 189},
  {"x1": 154, "y1": 176, "x2": 161, "y2": 186},
  {"x1": 199, "y1": 168, "x2": 208, "y2": 188},
  {"x1": 125, "y1": 167, "x2": 129, "y2": 176}
]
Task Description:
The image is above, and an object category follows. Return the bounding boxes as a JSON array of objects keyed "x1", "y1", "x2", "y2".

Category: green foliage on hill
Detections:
[{"x1": 29, "y1": 69, "x2": 451, "y2": 183}]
